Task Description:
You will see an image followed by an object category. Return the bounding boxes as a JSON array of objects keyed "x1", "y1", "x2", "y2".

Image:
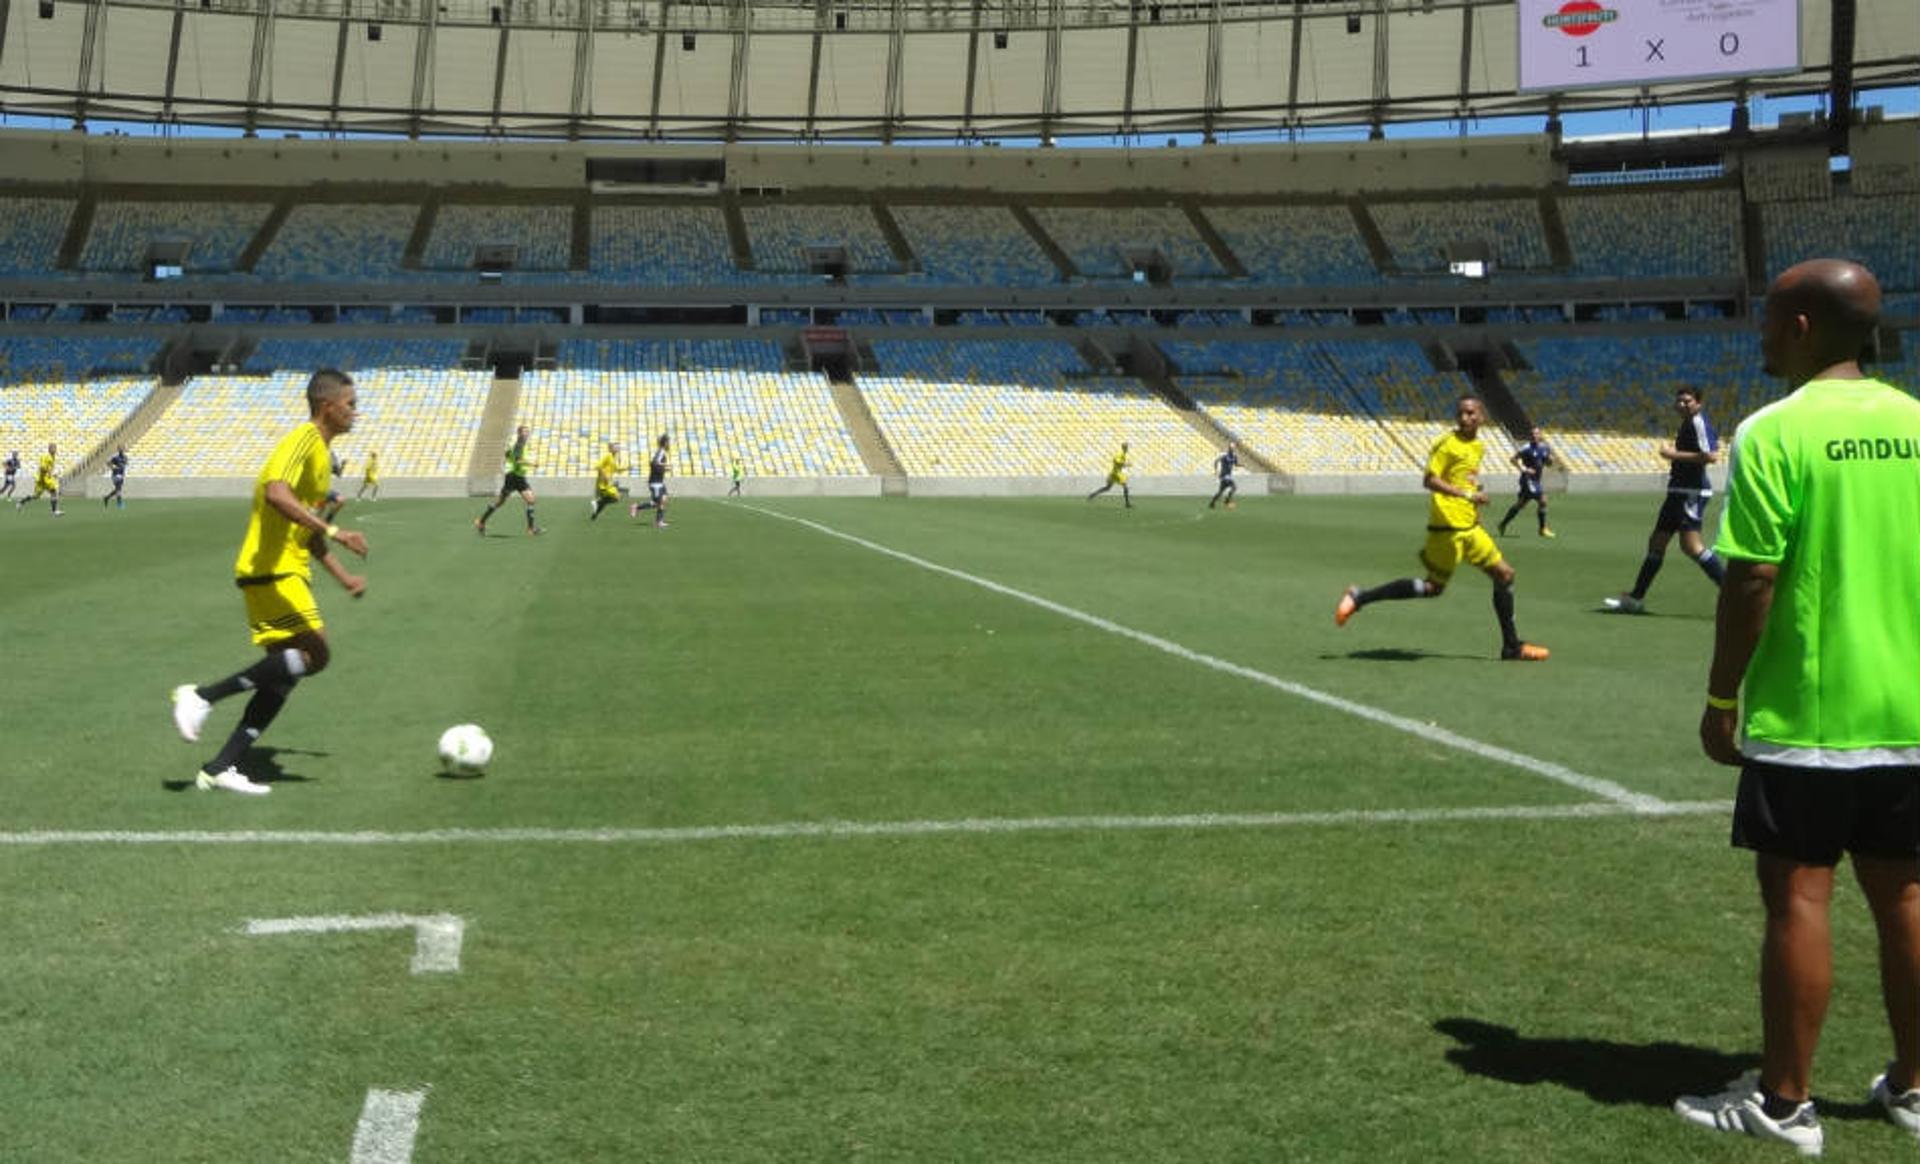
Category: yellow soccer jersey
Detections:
[
  {"x1": 1112, "y1": 450, "x2": 1130, "y2": 474},
  {"x1": 595, "y1": 452, "x2": 622, "y2": 491},
  {"x1": 363, "y1": 452, "x2": 380, "y2": 481},
  {"x1": 1425, "y1": 430, "x2": 1483, "y2": 531},
  {"x1": 36, "y1": 452, "x2": 56, "y2": 482},
  {"x1": 234, "y1": 421, "x2": 332, "y2": 581}
]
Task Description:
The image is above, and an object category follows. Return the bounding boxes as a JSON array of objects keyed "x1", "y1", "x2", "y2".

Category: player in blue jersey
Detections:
[
  {"x1": 102, "y1": 445, "x2": 129, "y2": 509},
  {"x1": 1603, "y1": 388, "x2": 1726, "y2": 613},
  {"x1": 1496, "y1": 428, "x2": 1554, "y2": 538},
  {"x1": 1208, "y1": 442, "x2": 1239, "y2": 509},
  {"x1": 1, "y1": 450, "x2": 18, "y2": 501}
]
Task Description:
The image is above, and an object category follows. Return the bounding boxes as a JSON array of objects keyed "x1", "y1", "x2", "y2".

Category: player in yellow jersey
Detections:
[
  {"x1": 169, "y1": 369, "x2": 370, "y2": 795},
  {"x1": 356, "y1": 449, "x2": 381, "y2": 501},
  {"x1": 1086, "y1": 441, "x2": 1133, "y2": 508},
  {"x1": 590, "y1": 441, "x2": 626, "y2": 521},
  {"x1": 1334, "y1": 395, "x2": 1548, "y2": 662},
  {"x1": 15, "y1": 441, "x2": 62, "y2": 516}
]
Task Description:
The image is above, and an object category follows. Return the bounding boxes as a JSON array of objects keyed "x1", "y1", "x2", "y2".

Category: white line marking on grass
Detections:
[
  {"x1": 244, "y1": 913, "x2": 465, "y2": 974},
  {"x1": 0, "y1": 801, "x2": 1729, "y2": 849},
  {"x1": 742, "y1": 505, "x2": 1669, "y2": 813},
  {"x1": 351, "y1": 1088, "x2": 428, "y2": 1164}
]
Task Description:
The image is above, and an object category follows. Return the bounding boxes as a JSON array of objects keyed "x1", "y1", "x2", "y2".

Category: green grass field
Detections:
[{"x1": 3, "y1": 491, "x2": 1912, "y2": 1162}]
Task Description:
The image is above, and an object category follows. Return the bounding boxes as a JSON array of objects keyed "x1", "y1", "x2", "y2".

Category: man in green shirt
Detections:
[
  {"x1": 475, "y1": 424, "x2": 544, "y2": 537},
  {"x1": 1676, "y1": 259, "x2": 1920, "y2": 1155}
]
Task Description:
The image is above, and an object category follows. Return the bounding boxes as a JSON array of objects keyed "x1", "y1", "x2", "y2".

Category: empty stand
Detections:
[
  {"x1": 889, "y1": 204, "x2": 1057, "y2": 287},
  {"x1": 80, "y1": 200, "x2": 273, "y2": 273},
  {"x1": 859, "y1": 339, "x2": 1216, "y2": 476},
  {"x1": 591, "y1": 205, "x2": 743, "y2": 283},
  {"x1": 1560, "y1": 188, "x2": 1744, "y2": 279},
  {"x1": 1370, "y1": 198, "x2": 1552, "y2": 273},
  {"x1": 254, "y1": 204, "x2": 419, "y2": 282},
  {"x1": 1027, "y1": 207, "x2": 1224, "y2": 280},
  {"x1": 516, "y1": 339, "x2": 866, "y2": 479},
  {"x1": 1205, "y1": 205, "x2": 1378, "y2": 286}
]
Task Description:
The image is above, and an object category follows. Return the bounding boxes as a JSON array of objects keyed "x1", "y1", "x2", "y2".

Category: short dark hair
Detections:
[{"x1": 306, "y1": 368, "x2": 354, "y2": 414}]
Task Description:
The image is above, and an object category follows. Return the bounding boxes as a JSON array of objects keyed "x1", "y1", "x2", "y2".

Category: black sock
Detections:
[
  {"x1": 525, "y1": 506, "x2": 536, "y2": 529},
  {"x1": 1694, "y1": 549, "x2": 1725, "y2": 584},
  {"x1": 1537, "y1": 508, "x2": 1549, "y2": 531},
  {"x1": 1630, "y1": 553, "x2": 1664, "y2": 600},
  {"x1": 204, "y1": 682, "x2": 292, "y2": 773},
  {"x1": 479, "y1": 504, "x2": 497, "y2": 524},
  {"x1": 1357, "y1": 578, "x2": 1428, "y2": 605},
  {"x1": 1498, "y1": 504, "x2": 1521, "y2": 531},
  {"x1": 1492, "y1": 581, "x2": 1520, "y2": 651},
  {"x1": 197, "y1": 649, "x2": 302, "y2": 704},
  {"x1": 1758, "y1": 1087, "x2": 1806, "y2": 1120}
]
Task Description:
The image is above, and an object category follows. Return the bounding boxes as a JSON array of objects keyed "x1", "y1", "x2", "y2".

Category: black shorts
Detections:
[
  {"x1": 1732, "y1": 760, "x2": 1920, "y2": 865},
  {"x1": 500, "y1": 474, "x2": 531, "y2": 495},
  {"x1": 1654, "y1": 492, "x2": 1708, "y2": 532},
  {"x1": 1517, "y1": 477, "x2": 1543, "y2": 501}
]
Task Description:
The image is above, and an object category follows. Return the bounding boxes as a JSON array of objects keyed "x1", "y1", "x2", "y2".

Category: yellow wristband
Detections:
[
  {"x1": 1705, "y1": 694, "x2": 1738, "y2": 711},
  {"x1": 323, "y1": 524, "x2": 340, "y2": 540}
]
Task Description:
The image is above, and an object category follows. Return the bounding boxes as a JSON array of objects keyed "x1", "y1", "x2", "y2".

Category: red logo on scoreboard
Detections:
[{"x1": 1543, "y1": 1, "x2": 1616, "y2": 37}]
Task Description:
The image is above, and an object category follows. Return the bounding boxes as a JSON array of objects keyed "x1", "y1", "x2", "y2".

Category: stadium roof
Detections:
[{"x1": 0, "y1": 1, "x2": 1913, "y2": 142}]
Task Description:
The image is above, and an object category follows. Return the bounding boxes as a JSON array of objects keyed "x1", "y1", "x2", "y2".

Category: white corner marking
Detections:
[{"x1": 243, "y1": 913, "x2": 466, "y2": 975}]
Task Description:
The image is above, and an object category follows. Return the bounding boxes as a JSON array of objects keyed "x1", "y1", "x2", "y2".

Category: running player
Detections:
[
  {"x1": 477, "y1": 425, "x2": 542, "y2": 536},
  {"x1": 102, "y1": 445, "x2": 129, "y2": 509},
  {"x1": 1496, "y1": 427, "x2": 1554, "y2": 538},
  {"x1": 2, "y1": 450, "x2": 19, "y2": 501},
  {"x1": 590, "y1": 441, "x2": 626, "y2": 521},
  {"x1": 727, "y1": 456, "x2": 744, "y2": 498},
  {"x1": 630, "y1": 434, "x2": 671, "y2": 528},
  {"x1": 1209, "y1": 442, "x2": 1239, "y2": 510},
  {"x1": 356, "y1": 450, "x2": 380, "y2": 501},
  {"x1": 169, "y1": 369, "x2": 369, "y2": 796},
  {"x1": 1087, "y1": 441, "x2": 1133, "y2": 508},
  {"x1": 1335, "y1": 395, "x2": 1549, "y2": 662},
  {"x1": 318, "y1": 449, "x2": 348, "y2": 523},
  {"x1": 16, "y1": 442, "x2": 62, "y2": 516},
  {"x1": 1603, "y1": 387, "x2": 1725, "y2": 613}
]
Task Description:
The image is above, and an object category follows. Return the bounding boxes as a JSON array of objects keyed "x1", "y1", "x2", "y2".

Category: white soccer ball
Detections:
[{"x1": 437, "y1": 723, "x2": 493, "y2": 775}]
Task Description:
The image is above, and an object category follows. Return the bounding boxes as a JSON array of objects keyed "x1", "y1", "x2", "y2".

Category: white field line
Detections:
[
  {"x1": 0, "y1": 801, "x2": 1730, "y2": 849},
  {"x1": 350, "y1": 1088, "x2": 429, "y2": 1164},
  {"x1": 244, "y1": 913, "x2": 465, "y2": 974},
  {"x1": 743, "y1": 505, "x2": 1669, "y2": 813}
]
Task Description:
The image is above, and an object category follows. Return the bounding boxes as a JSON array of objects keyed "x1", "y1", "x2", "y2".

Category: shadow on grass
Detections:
[
  {"x1": 1433, "y1": 1018, "x2": 1881, "y2": 1118},
  {"x1": 1437, "y1": 1018, "x2": 1749, "y2": 1106},
  {"x1": 1324, "y1": 648, "x2": 1488, "y2": 663},
  {"x1": 160, "y1": 745, "x2": 323, "y2": 792},
  {"x1": 1589, "y1": 607, "x2": 1713, "y2": 622}
]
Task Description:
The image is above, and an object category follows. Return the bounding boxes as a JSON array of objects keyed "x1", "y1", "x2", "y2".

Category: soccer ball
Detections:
[{"x1": 437, "y1": 724, "x2": 493, "y2": 775}]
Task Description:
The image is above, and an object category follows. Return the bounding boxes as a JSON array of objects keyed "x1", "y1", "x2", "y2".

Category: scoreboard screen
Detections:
[{"x1": 1517, "y1": 0, "x2": 1802, "y2": 94}]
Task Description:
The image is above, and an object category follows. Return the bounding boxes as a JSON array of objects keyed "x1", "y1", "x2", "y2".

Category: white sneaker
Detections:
[
  {"x1": 1602, "y1": 594, "x2": 1646, "y2": 614},
  {"x1": 1675, "y1": 1073, "x2": 1823, "y2": 1156},
  {"x1": 172, "y1": 684, "x2": 212, "y2": 742},
  {"x1": 194, "y1": 767, "x2": 271, "y2": 796},
  {"x1": 1871, "y1": 1068, "x2": 1920, "y2": 1138}
]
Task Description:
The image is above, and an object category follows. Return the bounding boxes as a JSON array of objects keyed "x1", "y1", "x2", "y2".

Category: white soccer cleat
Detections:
[
  {"x1": 1871, "y1": 1068, "x2": 1920, "y2": 1138},
  {"x1": 1675, "y1": 1073, "x2": 1823, "y2": 1157},
  {"x1": 1602, "y1": 594, "x2": 1646, "y2": 614},
  {"x1": 172, "y1": 684, "x2": 212, "y2": 742},
  {"x1": 194, "y1": 767, "x2": 271, "y2": 796}
]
